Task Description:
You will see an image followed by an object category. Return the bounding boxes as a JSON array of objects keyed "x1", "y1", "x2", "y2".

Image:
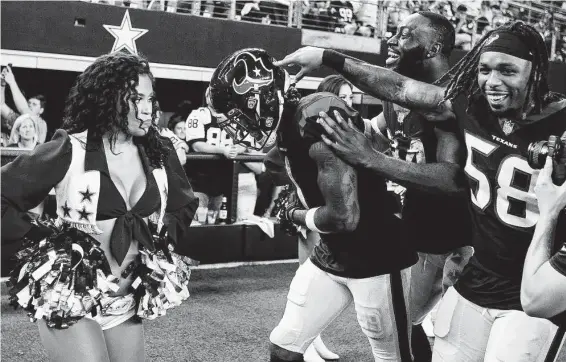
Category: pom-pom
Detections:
[
  {"x1": 8, "y1": 219, "x2": 119, "y2": 329},
  {"x1": 8, "y1": 219, "x2": 197, "y2": 328},
  {"x1": 128, "y1": 227, "x2": 197, "y2": 320}
]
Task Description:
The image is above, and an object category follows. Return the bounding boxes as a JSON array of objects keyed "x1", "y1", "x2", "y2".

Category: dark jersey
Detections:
[
  {"x1": 382, "y1": 102, "x2": 472, "y2": 254},
  {"x1": 278, "y1": 93, "x2": 416, "y2": 278},
  {"x1": 452, "y1": 94, "x2": 566, "y2": 309}
]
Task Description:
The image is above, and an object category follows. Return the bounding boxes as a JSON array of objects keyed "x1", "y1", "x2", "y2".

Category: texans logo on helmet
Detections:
[{"x1": 232, "y1": 52, "x2": 274, "y2": 95}]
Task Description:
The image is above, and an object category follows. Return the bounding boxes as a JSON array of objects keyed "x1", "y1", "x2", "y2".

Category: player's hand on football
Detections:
[
  {"x1": 534, "y1": 156, "x2": 566, "y2": 218},
  {"x1": 318, "y1": 110, "x2": 376, "y2": 167},
  {"x1": 274, "y1": 47, "x2": 324, "y2": 82}
]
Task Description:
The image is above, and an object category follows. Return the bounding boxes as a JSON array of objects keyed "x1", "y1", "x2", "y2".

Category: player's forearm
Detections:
[
  {"x1": 192, "y1": 142, "x2": 226, "y2": 155},
  {"x1": 323, "y1": 50, "x2": 443, "y2": 111},
  {"x1": 291, "y1": 206, "x2": 357, "y2": 233},
  {"x1": 521, "y1": 215, "x2": 556, "y2": 312},
  {"x1": 364, "y1": 149, "x2": 466, "y2": 195}
]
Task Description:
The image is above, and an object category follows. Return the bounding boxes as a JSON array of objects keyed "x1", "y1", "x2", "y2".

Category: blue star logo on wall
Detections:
[{"x1": 103, "y1": 10, "x2": 148, "y2": 55}]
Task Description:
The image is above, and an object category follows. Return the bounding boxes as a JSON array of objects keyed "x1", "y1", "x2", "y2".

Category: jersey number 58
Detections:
[{"x1": 464, "y1": 132, "x2": 539, "y2": 228}]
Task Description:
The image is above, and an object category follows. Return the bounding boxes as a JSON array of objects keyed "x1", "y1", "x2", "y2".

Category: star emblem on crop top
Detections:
[
  {"x1": 77, "y1": 206, "x2": 92, "y2": 222},
  {"x1": 61, "y1": 201, "x2": 72, "y2": 218},
  {"x1": 79, "y1": 187, "x2": 95, "y2": 203}
]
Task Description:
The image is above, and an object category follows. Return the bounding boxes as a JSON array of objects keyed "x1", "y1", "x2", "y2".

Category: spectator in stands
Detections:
[
  {"x1": 0, "y1": 66, "x2": 48, "y2": 143},
  {"x1": 167, "y1": 111, "x2": 190, "y2": 161},
  {"x1": 185, "y1": 105, "x2": 243, "y2": 224},
  {"x1": 6, "y1": 114, "x2": 40, "y2": 149},
  {"x1": 317, "y1": 74, "x2": 353, "y2": 107},
  {"x1": 156, "y1": 104, "x2": 190, "y2": 166},
  {"x1": 329, "y1": 0, "x2": 357, "y2": 34},
  {"x1": 168, "y1": 111, "x2": 188, "y2": 141}
]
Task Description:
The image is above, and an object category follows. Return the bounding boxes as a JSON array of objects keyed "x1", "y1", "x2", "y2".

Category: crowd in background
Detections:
[{"x1": 85, "y1": 0, "x2": 566, "y2": 61}]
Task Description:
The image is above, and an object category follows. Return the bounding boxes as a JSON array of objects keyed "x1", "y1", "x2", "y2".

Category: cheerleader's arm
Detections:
[
  {"x1": 161, "y1": 137, "x2": 199, "y2": 252},
  {"x1": 1, "y1": 129, "x2": 72, "y2": 243}
]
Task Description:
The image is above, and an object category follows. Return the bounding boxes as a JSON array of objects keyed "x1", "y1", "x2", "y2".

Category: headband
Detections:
[{"x1": 480, "y1": 31, "x2": 533, "y2": 61}]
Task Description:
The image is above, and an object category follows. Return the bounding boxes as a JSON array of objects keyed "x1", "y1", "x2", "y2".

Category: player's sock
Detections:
[
  {"x1": 312, "y1": 335, "x2": 339, "y2": 360},
  {"x1": 303, "y1": 344, "x2": 325, "y2": 362}
]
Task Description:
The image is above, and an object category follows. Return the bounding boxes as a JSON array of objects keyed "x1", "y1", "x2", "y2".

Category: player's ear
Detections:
[{"x1": 427, "y1": 42, "x2": 443, "y2": 58}]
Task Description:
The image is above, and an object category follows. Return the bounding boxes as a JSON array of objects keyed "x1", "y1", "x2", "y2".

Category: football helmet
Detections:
[{"x1": 206, "y1": 48, "x2": 290, "y2": 150}]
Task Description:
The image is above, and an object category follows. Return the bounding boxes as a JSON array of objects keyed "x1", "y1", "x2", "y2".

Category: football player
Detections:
[
  {"x1": 276, "y1": 21, "x2": 566, "y2": 361},
  {"x1": 206, "y1": 48, "x2": 417, "y2": 362},
  {"x1": 370, "y1": 12, "x2": 473, "y2": 362}
]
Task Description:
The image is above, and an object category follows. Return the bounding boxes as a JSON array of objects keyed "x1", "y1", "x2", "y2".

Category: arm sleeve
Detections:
[
  {"x1": 1, "y1": 129, "x2": 72, "y2": 242},
  {"x1": 550, "y1": 244, "x2": 566, "y2": 277},
  {"x1": 161, "y1": 137, "x2": 199, "y2": 249}
]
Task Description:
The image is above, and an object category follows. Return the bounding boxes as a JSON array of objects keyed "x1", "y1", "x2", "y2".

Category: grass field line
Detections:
[{"x1": 0, "y1": 258, "x2": 300, "y2": 284}]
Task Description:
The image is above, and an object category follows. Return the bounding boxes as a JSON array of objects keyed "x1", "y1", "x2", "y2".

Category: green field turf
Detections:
[{"x1": 2, "y1": 263, "x2": 565, "y2": 362}]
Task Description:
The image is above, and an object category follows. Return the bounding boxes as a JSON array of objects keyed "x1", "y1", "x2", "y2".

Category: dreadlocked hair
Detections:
[
  {"x1": 438, "y1": 21, "x2": 555, "y2": 115},
  {"x1": 63, "y1": 51, "x2": 169, "y2": 168}
]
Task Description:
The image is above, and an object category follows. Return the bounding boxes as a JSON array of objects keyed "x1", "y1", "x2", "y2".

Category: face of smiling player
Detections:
[
  {"x1": 386, "y1": 14, "x2": 436, "y2": 76},
  {"x1": 477, "y1": 51, "x2": 532, "y2": 118}
]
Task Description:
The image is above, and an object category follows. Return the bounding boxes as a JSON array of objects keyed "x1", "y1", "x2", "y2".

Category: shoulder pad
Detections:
[{"x1": 187, "y1": 107, "x2": 212, "y2": 125}]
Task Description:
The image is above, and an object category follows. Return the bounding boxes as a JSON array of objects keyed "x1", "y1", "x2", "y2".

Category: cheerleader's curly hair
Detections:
[{"x1": 62, "y1": 51, "x2": 169, "y2": 168}]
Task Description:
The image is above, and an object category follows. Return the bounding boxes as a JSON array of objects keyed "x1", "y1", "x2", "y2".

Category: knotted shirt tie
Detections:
[{"x1": 109, "y1": 210, "x2": 155, "y2": 266}]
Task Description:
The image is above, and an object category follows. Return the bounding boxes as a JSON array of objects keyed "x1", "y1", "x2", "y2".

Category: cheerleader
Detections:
[{"x1": 1, "y1": 52, "x2": 198, "y2": 362}]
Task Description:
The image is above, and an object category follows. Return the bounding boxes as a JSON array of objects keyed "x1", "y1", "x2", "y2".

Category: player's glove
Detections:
[{"x1": 273, "y1": 185, "x2": 303, "y2": 236}]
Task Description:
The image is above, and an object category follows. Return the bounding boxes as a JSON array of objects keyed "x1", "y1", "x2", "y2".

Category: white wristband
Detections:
[{"x1": 305, "y1": 207, "x2": 329, "y2": 234}]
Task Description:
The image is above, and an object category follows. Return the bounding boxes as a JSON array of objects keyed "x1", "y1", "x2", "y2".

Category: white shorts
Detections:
[
  {"x1": 84, "y1": 294, "x2": 136, "y2": 331},
  {"x1": 432, "y1": 287, "x2": 560, "y2": 362},
  {"x1": 270, "y1": 259, "x2": 413, "y2": 362}
]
